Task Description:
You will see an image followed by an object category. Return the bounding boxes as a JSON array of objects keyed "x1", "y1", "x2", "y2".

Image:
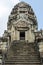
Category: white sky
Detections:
[{"x1": 0, "y1": 0, "x2": 20, "y2": 36}]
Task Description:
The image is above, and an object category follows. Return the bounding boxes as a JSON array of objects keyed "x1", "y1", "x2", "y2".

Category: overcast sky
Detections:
[{"x1": 0, "y1": 0, "x2": 43, "y2": 36}]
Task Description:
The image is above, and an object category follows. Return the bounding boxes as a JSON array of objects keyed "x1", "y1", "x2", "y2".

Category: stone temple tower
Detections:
[{"x1": 0, "y1": 2, "x2": 43, "y2": 65}]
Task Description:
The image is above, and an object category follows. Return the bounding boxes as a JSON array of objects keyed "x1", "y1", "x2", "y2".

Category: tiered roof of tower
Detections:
[{"x1": 7, "y1": 2, "x2": 38, "y2": 30}]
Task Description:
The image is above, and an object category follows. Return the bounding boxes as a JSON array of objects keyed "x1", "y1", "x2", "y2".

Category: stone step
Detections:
[
  {"x1": 6, "y1": 58, "x2": 40, "y2": 60},
  {"x1": 5, "y1": 63, "x2": 41, "y2": 65},
  {"x1": 7, "y1": 56, "x2": 39, "y2": 58},
  {"x1": 7, "y1": 54, "x2": 39, "y2": 57},
  {"x1": 5, "y1": 61, "x2": 41, "y2": 64},
  {"x1": 7, "y1": 51, "x2": 38, "y2": 54},
  {"x1": 8, "y1": 56, "x2": 39, "y2": 58},
  {"x1": 7, "y1": 53, "x2": 39, "y2": 56},
  {"x1": 5, "y1": 60, "x2": 40, "y2": 62},
  {"x1": 7, "y1": 55, "x2": 39, "y2": 58}
]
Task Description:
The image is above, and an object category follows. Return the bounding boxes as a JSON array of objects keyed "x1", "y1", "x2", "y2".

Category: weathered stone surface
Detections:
[
  {"x1": 4, "y1": 42, "x2": 41, "y2": 65},
  {"x1": 0, "y1": 1, "x2": 43, "y2": 65}
]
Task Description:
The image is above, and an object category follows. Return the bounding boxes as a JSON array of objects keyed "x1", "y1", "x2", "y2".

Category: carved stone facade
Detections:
[{"x1": 0, "y1": 2, "x2": 43, "y2": 65}]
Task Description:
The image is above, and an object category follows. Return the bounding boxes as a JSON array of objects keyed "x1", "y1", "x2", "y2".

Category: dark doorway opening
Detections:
[{"x1": 20, "y1": 31, "x2": 25, "y2": 40}]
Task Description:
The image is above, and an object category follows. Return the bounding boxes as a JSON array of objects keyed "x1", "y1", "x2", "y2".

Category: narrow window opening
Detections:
[{"x1": 20, "y1": 11, "x2": 25, "y2": 13}]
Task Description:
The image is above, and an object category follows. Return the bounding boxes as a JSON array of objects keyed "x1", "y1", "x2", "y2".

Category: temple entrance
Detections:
[{"x1": 20, "y1": 31, "x2": 25, "y2": 40}]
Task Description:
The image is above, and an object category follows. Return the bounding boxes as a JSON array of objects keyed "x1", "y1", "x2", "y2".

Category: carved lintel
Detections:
[
  {"x1": 14, "y1": 20, "x2": 29, "y2": 28},
  {"x1": 15, "y1": 27, "x2": 29, "y2": 31}
]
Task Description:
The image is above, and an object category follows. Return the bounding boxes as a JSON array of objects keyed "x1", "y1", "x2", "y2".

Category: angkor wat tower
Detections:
[{"x1": 0, "y1": 2, "x2": 43, "y2": 65}]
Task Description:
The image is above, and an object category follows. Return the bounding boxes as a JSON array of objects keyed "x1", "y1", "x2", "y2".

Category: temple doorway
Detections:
[{"x1": 20, "y1": 31, "x2": 25, "y2": 40}]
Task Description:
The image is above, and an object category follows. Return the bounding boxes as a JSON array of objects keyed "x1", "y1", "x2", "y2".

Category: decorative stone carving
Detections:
[
  {"x1": 8, "y1": 2, "x2": 37, "y2": 27},
  {"x1": 14, "y1": 21, "x2": 29, "y2": 27}
]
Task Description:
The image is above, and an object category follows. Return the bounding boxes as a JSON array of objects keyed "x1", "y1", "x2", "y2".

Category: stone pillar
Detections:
[
  {"x1": 25, "y1": 29, "x2": 35, "y2": 42},
  {"x1": 11, "y1": 26, "x2": 16, "y2": 41},
  {"x1": 25, "y1": 31, "x2": 28, "y2": 41},
  {"x1": 15, "y1": 30, "x2": 19, "y2": 40},
  {"x1": 38, "y1": 42, "x2": 43, "y2": 57}
]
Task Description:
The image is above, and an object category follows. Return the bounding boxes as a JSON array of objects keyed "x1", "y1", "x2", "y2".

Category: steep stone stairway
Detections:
[{"x1": 4, "y1": 41, "x2": 41, "y2": 65}]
